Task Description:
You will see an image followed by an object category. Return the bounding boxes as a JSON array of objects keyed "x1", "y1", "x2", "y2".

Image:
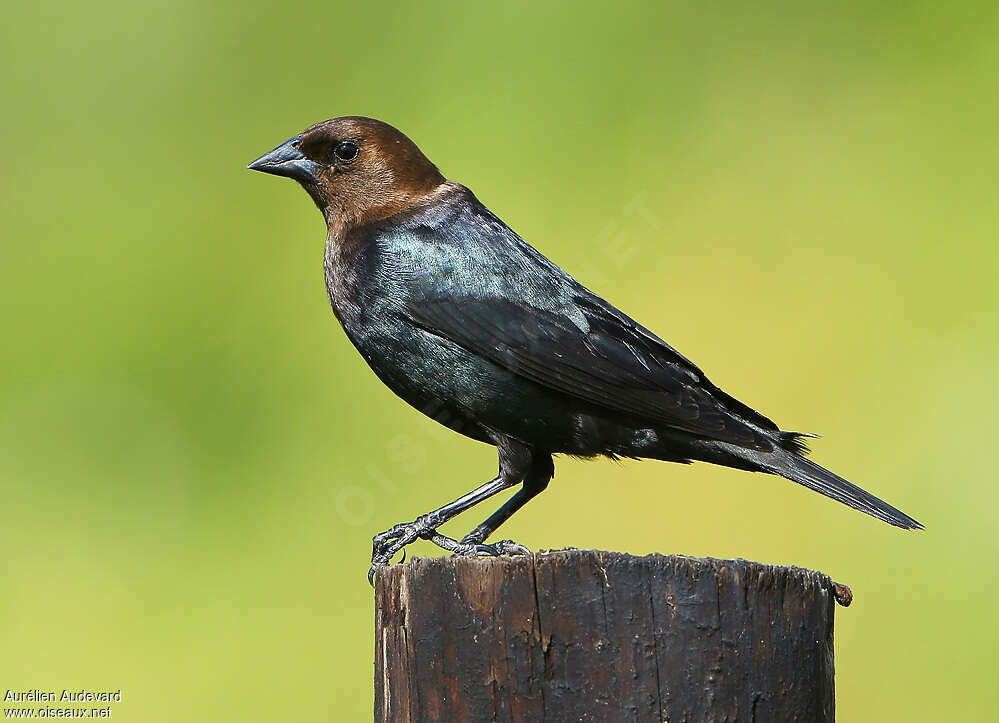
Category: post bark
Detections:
[{"x1": 374, "y1": 549, "x2": 849, "y2": 722}]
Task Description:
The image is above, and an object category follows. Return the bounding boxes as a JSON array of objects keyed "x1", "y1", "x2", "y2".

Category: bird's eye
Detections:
[{"x1": 334, "y1": 141, "x2": 359, "y2": 163}]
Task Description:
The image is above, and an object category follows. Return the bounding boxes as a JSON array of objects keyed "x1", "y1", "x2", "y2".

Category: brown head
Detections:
[{"x1": 248, "y1": 116, "x2": 446, "y2": 230}]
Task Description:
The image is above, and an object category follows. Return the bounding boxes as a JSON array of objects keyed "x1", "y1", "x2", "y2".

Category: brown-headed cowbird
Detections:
[{"x1": 248, "y1": 117, "x2": 922, "y2": 580}]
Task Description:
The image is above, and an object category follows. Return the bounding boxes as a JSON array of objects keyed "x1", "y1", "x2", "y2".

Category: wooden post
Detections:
[{"x1": 374, "y1": 549, "x2": 850, "y2": 722}]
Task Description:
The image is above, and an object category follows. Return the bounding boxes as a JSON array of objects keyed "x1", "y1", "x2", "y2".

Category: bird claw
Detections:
[
  {"x1": 445, "y1": 541, "x2": 500, "y2": 557},
  {"x1": 368, "y1": 515, "x2": 532, "y2": 585},
  {"x1": 370, "y1": 516, "x2": 433, "y2": 566},
  {"x1": 369, "y1": 517, "x2": 483, "y2": 584},
  {"x1": 491, "y1": 539, "x2": 532, "y2": 556},
  {"x1": 452, "y1": 538, "x2": 531, "y2": 558}
]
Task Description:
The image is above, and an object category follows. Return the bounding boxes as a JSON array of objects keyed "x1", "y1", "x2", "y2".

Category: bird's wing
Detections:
[
  {"x1": 377, "y1": 188, "x2": 779, "y2": 451},
  {"x1": 403, "y1": 286, "x2": 775, "y2": 451}
]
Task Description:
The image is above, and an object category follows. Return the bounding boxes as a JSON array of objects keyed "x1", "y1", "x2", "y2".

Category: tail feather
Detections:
[
  {"x1": 778, "y1": 430, "x2": 820, "y2": 456},
  {"x1": 771, "y1": 452, "x2": 923, "y2": 530}
]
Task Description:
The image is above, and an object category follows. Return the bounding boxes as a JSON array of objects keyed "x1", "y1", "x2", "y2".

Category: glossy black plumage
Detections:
[
  {"x1": 249, "y1": 116, "x2": 922, "y2": 575},
  {"x1": 340, "y1": 185, "x2": 773, "y2": 453}
]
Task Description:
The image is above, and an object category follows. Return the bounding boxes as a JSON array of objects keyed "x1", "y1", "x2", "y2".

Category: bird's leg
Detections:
[
  {"x1": 369, "y1": 476, "x2": 515, "y2": 582},
  {"x1": 459, "y1": 466, "x2": 551, "y2": 554}
]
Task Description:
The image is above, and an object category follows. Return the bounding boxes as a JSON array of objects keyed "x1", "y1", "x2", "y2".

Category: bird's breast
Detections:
[{"x1": 322, "y1": 234, "x2": 368, "y2": 327}]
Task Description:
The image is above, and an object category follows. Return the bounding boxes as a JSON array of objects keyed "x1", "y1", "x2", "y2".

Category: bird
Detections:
[{"x1": 248, "y1": 116, "x2": 922, "y2": 581}]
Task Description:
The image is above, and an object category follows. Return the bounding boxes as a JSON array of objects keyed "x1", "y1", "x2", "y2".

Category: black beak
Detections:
[{"x1": 247, "y1": 136, "x2": 320, "y2": 183}]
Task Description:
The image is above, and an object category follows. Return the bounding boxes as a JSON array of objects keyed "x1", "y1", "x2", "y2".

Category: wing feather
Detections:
[
  {"x1": 381, "y1": 188, "x2": 777, "y2": 452},
  {"x1": 405, "y1": 294, "x2": 773, "y2": 450}
]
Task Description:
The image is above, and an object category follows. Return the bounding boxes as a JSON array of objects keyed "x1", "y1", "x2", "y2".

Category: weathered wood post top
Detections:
[{"x1": 375, "y1": 549, "x2": 851, "y2": 722}]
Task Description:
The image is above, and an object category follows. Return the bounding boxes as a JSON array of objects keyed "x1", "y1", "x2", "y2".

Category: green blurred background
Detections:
[{"x1": 2, "y1": 1, "x2": 996, "y2": 720}]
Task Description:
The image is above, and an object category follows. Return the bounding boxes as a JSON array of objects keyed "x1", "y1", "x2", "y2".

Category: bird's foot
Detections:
[
  {"x1": 368, "y1": 516, "x2": 498, "y2": 585},
  {"x1": 368, "y1": 516, "x2": 432, "y2": 584},
  {"x1": 422, "y1": 532, "x2": 499, "y2": 557},
  {"x1": 488, "y1": 539, "x2": 532, "y2": 556},
  {"x1": 454, "y1": 536, "x2": 531, "y2": 557}
]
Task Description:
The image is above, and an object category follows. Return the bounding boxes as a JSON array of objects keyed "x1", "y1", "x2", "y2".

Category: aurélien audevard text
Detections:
[{"x1": 4, "y1": 690, "x2": 122, "y2": 703}]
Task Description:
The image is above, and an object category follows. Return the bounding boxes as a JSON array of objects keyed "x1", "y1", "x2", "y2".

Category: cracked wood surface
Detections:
[{"x1": 374, "y1": 550, "x2": 838, "y2": 722}]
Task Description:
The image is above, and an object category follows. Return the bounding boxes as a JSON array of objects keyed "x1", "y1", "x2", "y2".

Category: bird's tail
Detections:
[{"x1": 764, "y1": 449, "x2": 923, "y2": 530}]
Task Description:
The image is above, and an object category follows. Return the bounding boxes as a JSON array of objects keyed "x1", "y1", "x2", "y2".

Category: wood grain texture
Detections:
[{"x1": 374, "y1": 550, "x2": 839, "y2": 722}]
